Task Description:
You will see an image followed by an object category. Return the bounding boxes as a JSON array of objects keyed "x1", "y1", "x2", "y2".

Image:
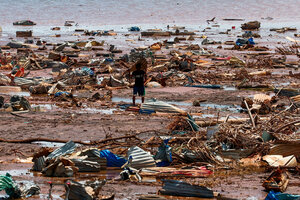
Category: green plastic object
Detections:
[{"x1": 0, "y1": 173, "x2": 21, "y2": 198}]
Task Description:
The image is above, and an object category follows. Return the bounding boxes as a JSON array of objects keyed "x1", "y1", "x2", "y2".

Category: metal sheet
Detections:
[
  {"x1": 141, "y1": 99, "x2": 185, "y2": 113},
  {"x1": 14, "y1": 77, "x2": 53, "y2": 87},
  {"x1": 269, "y1": 143, "x2": 300, "y2": 157},
  {"x1": 160, "y1": 179, "x2": 214, "y2": 198},
  {"x1": 127, "y1": 146, "x2": 156, "y2": 169},
  {"x1": 71, "y1": 159, "x2": 102, "y2": 172},
  {"x1": 32, "y1": 156, "x2": 46, "y2": 171},
  {"x1": 47, "y1": 141, "x2": 76, "y2": 160}
]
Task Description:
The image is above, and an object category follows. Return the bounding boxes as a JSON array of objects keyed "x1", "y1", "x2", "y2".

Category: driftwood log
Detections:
[{"x1": 0, "y1": 135, "x2": 140, "y2": 145}]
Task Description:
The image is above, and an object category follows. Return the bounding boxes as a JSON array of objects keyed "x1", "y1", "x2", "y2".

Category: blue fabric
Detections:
[
  {"x1": 100, "y1": 150, "x2": 127, "y2": 167},
  {"x1": 139, "y1": 109, "x2": 156, "y2": 114},
  {"x1": 81, "y1": 67, "x2": 94, "y2": 76},
  {"x1": 236, "y1": 38, "x2": 248, "y2": 46},
  {"x1": 129, "y1": 26, "x2": 140, "y2": 31},
  {"x1": 156, "y1": 161, "x2": 170, "y2": 167},
  {"x1": 276, "y1": 193, "x2": 300, "y2": 200},
  {"x1": 236, "y1": 37, "x2": 255, "y2": 46},
  {"x1": 265, "y1": 191, "x2": 300, "y2": 200},
  {"x1": 265, "y1": 191, "x2": 280, "y2": 200},
  {"x1": 54, "y1": 91, "x2": 70, "y2": 97},
  {"x1": 248, "y1": 37, "x2": 255, "y2": 45},
  {"x1": 104, "y1": 58, "x2": 114, "y2": 63},
  {"x1": 118, "y1": 104, "x2": 132, "y2": 110}
]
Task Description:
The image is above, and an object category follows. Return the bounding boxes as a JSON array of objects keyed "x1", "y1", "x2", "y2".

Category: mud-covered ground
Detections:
[
  {"x1": 1, "y1": 85, "x2": 299, "y2": 199},
  {"x1": 0, "y1": 86, "x2": 252, "y2": 159}
]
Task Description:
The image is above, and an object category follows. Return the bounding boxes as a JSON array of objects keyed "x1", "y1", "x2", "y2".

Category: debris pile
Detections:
[{"x1": 0, "y1": 173, "x2": 40, "y2": 199}]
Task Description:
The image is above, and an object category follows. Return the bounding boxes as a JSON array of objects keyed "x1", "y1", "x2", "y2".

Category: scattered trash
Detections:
[
  {"x1": 0, "y1": 96, "x2": 4, "y2": 108},
  {"x1": 13, "y1": 20, "x2": 36, "y2": 26},
  {"x1": 6, "y1": 41, "x2": 25, "y2": 48},
  {"x1": 236, "y1": 37, "x2": 255, "y2": 46},
  {"x1": 146, "y1": 81, "x2": 162, "y2": 88},
  {"x1": 1, "y1": 12, "x2": 300, "y2": 200},
  {"x1": 159, "y1": 179, "x2": 215, "y2": 198},
  {"x1": 141, "y1": 31, "x2": 171, "y2": 37},
  {"x1": 141, "y1": 99, "x2": 186, "y2": 114},
  {"x1": 139, "y1": 195, "x2": 166, "y2": 200},
  {"x1": 47, "y1": 140, "x2": 76, "y2": 160},
  {"x1": 262, "y1": 155, "x2": 297, "y2": 167},
  {"x1": 51, "y1": 27, "x2": 60, "y2": 30},
  {"x1": 241, "y1": 21, "x2": 261, "y2": 30},
  {"x1": 129, "y1": 26, "x2": 141, "y2": 31},
  {"x1": 263, "y1": 168, "x2": 289, "y2": 192},
  {"x1": 265, "y1": 190, "x2": 300, "y2": 200},
  {"x1": 0, "y1": 173, "x2": 40, "y2": 198},
  {"x1": 100, "y1": 149, "x2": 127, "y2": 167},
  {"x1": 154, "y1": 139, "x2": 172, "y2": 167},
  {"x1": 66, "y1": 179, "x2": 106, "y2": 200},
  {"x1": 269, "y1": 143, "x2": 300, "y2": 157},
  {"x1": 64, "y1": 20, "x2": 75, "y2": 26},
  {"x1": 42, "y1": 157, "x2": 78, "y2": 177},
  {"x1": 10, "y1": 95, "x2": 31, "y2": 111},
  {"x1": 226, "y1": 56, "x2": 246, "y2": 67},
  {"x1": 127, "y1": 146, "x2": 156, "y2": 169},
  {"x1": 186, "y1": 84, "x2": 221, "y2": 89},
  {"x1": 223, "y1": 18, "x2": 245, "y2": 21},
  {"x1": 16, "y1": 31, "x2": 32, "y2": 37},
  {"x1": 270, "y1": 27, "x2": 297, "y2": 33}
]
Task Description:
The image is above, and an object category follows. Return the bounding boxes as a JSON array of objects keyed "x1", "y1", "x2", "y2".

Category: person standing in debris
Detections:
[{"x1": 131, "y1": 63, "x2": 146, "y2": 105}]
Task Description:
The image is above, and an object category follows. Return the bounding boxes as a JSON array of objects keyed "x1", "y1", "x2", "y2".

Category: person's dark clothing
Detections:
[
  {"x1": 132, "y1": 70, "x2": 145, "y2": 87},
  {"x1": 133, "y1": 86, "x2": 145, "y2": 96}
]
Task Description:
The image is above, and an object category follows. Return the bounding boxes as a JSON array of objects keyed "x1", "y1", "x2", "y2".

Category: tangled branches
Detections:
[
  {"x1": 167, "y1": 116, "x2": 193, "y2": 132},
  {"x1": 276, "y1": 43, "x2": 300, "y2": 56},
  {"x1": 246, "y1": 56, "x2": 274, "y2": 68}
]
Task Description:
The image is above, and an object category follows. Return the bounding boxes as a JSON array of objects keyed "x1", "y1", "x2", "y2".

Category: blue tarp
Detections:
[
  {"x1": 129, "y1": 26, "x2": 140, "y2": 31},
  {"x1": 104, "y1": 58, "x2": 114, "y2": 63},
  {"x1": 236, "y1": 37, "x2": 255, "y2": 46},
  {"x1": 139, "y1": 109, "x2": 156, "y2": 114},
  {"x1": 265, "y1": 191, "x2": 300, "y2": 200},
  {"x1": 54, "y1": 91, "x2": 70, "y2": 97},
  {"x1": 118, "y1": 103, "x2": 132, "y2": 110},
  {"x1": 100, "y1": 150, "x2": 127, "y2": 167}
]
